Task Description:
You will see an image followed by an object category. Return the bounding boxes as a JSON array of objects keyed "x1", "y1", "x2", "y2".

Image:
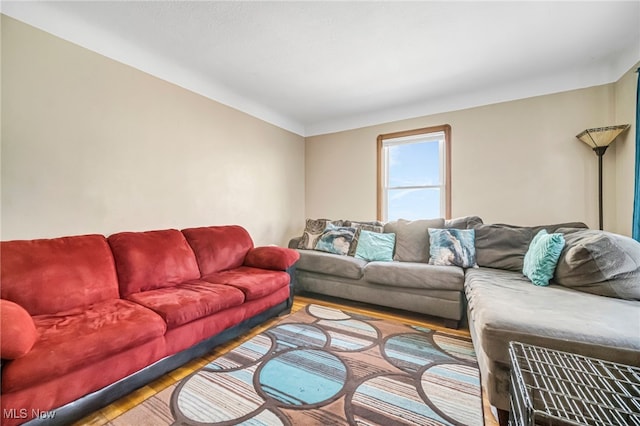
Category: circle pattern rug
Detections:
[{"x1": 117, "y1": 304, "x2": 482, "y2": 425}]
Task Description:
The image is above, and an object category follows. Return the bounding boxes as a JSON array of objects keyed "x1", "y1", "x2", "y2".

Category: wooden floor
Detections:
[{"x1": 74, "y1": 295, "x2": 499, "y2": 426}]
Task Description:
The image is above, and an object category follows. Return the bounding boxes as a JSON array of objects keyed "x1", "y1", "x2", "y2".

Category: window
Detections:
[{"x1": 377, "y1": 125, "x2": 451, "y2": 221}]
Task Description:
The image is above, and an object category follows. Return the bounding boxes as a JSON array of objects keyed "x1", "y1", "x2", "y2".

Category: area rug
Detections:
[{"x1": 109, "y1": 304, "x2": 483, "y2": 425}]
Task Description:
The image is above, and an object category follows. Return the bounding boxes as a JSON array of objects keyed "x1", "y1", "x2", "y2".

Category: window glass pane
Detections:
[
  {"x1": 388, "y1": 141, "x2": 440, "y2": 187},
  {"x1": 387, "y1": 188, "x2": 441, "y2": 221}
]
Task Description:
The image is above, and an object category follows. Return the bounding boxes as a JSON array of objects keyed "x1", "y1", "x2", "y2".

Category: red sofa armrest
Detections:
[
  {"x1": 244, "y1": 246, "x2": 300, "y2": 271},
  {"x1": 1, "y1": 299, "x2": 38, "y2": 359}
]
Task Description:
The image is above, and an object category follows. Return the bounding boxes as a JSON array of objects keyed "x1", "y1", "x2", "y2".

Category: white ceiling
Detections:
[{"x1": 3, "y1": 1, "x2": 639, "y2": 136}]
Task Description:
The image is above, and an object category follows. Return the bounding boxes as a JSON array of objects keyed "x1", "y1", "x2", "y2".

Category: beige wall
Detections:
[
  {"x1": 614, "y1": 62, "x2": 639, "y2": 236},
  {"x1": 3, "y1": 15, "x2": 635, "y2": 243},
  {"x1": 1, "y1": 16, "x2": 305, "y2": 245},
  {"x1": 306, "y1": 85, "x2": 619, "y2": 229}
]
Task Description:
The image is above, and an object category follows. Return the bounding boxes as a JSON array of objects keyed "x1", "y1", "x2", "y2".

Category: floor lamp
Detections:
[{"x1": 576, "y1": 124, "x2": 630, "y2": 230}]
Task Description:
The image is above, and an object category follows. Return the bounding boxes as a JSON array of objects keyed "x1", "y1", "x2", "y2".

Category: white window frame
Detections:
[{"x1": 377, "y1": 125, "x2": 451, "y2": 221}]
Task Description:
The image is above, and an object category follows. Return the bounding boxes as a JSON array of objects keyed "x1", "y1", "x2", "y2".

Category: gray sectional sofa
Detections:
[
  {"x1": 289, "y1": 216, "x2": 481, "y2": 328},
  {"x1": 290, "y1": 250, "x2": 465, "y2": 327},
  {"x1": 289, "y1": 217, "x2": 640, "y2": 421}
]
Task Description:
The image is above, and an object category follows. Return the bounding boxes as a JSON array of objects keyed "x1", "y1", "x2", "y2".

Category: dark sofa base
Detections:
[{"x1": 23, "y1": 300, "x2": 290, "y2": 426}]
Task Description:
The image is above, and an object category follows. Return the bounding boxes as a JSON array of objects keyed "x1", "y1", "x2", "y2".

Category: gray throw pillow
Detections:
[
  {"x1": 554, "y1": 229, "x2": 640, "y2": 300},
  {"x1": 384, "y1": 218, "x2": 445, "y2": 263},
  {"x1": 298, "y1": 218, "x2": 343, "y2": 250},
  {"x1": 474, "y1": 222, "x2": 588, "y2": 271}
]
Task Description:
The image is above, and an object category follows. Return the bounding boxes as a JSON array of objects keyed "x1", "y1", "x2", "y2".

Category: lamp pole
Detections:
[{"x1": 593, "y1": 146, "x2": 608, "y2": 230}]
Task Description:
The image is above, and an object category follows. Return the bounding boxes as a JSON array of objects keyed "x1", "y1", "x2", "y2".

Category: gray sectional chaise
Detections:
[
  {"x1": 467, "y1": 225, "x2": 640, "y2": 419},
  {"x1": 289, "y1": 217, "x2": 640, "y2": 420}
]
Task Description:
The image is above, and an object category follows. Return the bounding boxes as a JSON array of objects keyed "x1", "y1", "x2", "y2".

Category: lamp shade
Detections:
[{"x1": 576, "y1": 124, "x2": 630, "y2": 149}]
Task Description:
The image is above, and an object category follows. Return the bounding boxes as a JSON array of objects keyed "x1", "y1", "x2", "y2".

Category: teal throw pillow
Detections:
[
  {"x1": 522, "y1": 229, "x2": 566, "y2": 286},
  {"x1": 428, "y1": 228, "x2": 476, "y2": 268},
  {"x1": 355, "y1": 230, "x2": 395, "y2": 262},
  {"x1": 314, "y1": 225, "x2": 357, "y2": 256},
  {"x1": 346, "y1": 221, "x2": 384, "y2": 256}
]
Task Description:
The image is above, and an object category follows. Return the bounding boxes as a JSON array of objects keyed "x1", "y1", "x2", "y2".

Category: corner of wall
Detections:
[{"x1": 613, "y1": 61, "x2": 639, "y2": 236}]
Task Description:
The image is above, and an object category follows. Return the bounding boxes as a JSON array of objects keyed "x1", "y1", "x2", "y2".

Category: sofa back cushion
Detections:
[
  {"x1": 474, "y1": 225, "x2": 533, "y2": 271},
  {"x1": 444, "y1": 215, "x2": 484, "y2": 229},
  {"x1": 474, "y1": 222, "x2": 588, "y2": 271},
  {"x1": 109, "y1": 229, "x2": 200, "y2": 297},
  {"x1": 384, "y1": 218, "x2": 445, "y2": 263},
  {"x1": 182, "y1": 225, "x2": 254, "y2": 275},
  {"x1": 1, "y1": 235, "x2": 119, "y2": 315}
]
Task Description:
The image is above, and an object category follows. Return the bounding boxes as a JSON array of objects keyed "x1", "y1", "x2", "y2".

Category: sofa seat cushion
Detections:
[
  {"x1": 203, "y1": 267, "x2": 290, "y2": 301},
  {"x1": 2, "y1": 299, "x2": 166, "y2": 394},
  {"x1": 295, "y1": 249, "x2": 367, "y2": 279},
  {"x1": 126, "y1": 281, "x2": 246, "y2": 329},
  {"x1": 465, "y1": 267, "x2": 640, "y2": 367},
  {"x1": 364, "y1": 261, "x2": 464, "y2": 291}
]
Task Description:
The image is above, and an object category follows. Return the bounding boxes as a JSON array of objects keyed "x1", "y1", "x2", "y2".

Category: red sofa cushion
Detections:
[
  {"x1": 0, "y1": 300, "x2": 38, "y2": 359},
  {"x1": 0, "y1": 235, "x2": 119, "y2": 315},
  {"x1": 2, "y1": 299, "x2": 166, "y2": 394},
  {"x1": 244, "y1": 246, "x2": 300, "y2": 270},
  {"x1": 203, "y1": 266, "x2": 290, "y2": 301},
  {"x1": 163, "y1": 285, "x2": 290, "y2": 355},
  {"x1": 109, "y1": 229, "x2": 201, "y2": 297},
  {"x1": 182, "y1": 226, "x2": 254, "y2": 275},
  {"x1": 126, "y1": 280, "x2": 245, "y2": 329},
  {"x1": 1, "y1": 338, "x2": 166, "y2": 426}
]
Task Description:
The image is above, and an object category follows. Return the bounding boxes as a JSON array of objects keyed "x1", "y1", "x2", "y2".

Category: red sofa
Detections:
[{"x1": 0, "y1": 225, "x2": 299, "y2": 426}]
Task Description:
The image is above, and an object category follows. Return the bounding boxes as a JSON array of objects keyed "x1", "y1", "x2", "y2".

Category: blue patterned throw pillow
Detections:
[
  {"x1": 355, "y1": 230, "x2": 395, "y2": 262},
  {"x1": 314, "y1": 225, "x2": 357, "y2": 256},
  {"x1": 522, "y1": 229, "x2": 565, "y2": 286},
  {"x1": 428, "y1": 228, "x2": 476, "y2": 268},
  {"x1": 298, "y1": 218, "x2": 344, "y2": 250}
]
